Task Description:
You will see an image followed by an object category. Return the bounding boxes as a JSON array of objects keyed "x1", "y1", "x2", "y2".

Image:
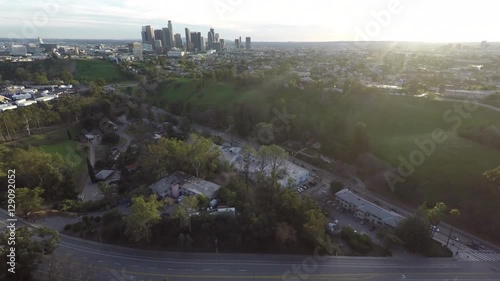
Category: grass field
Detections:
[
  {"x1": 75, "y1": 59, "x2": 131, "y2": 83},
  {"x1": 5, "y1": 126, "x2": 87, "y2": 187},
  {"x1": 350, "y1": 95, "x2": 500, "y2": 202},
  {"x1": 146, "y1": 79, "x2": 500, "y2": 208}
]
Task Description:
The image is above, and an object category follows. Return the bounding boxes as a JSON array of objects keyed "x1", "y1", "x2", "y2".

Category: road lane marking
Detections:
[
  {"x1": 114, "y1": 262, "x2": 121, "y2": 266},
  {"x1": 203, "y1": 269, "x2": 212, "y2": 271},
  {"x1": 132, "y1": 265, "x2": 139, "y2": 267},
  {"x1": 98, "y1": 260, "x2": 104, "y2": 263}
]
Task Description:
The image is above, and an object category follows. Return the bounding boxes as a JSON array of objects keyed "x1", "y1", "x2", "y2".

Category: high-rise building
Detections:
[
  {"x1": 239, "y1": 36, "x2": 242, "y2": 48},
  {"x1": 154, "y1": 29, "x2": 165, "y2": 50},
  {"x1": 245, "y1": 37, "x2": 251, "y2": 50},
  {"x1": 215, "y1": 33, "x2": 220, "y2": 42},
  {"x1": 211, "y1": 42, "x2": 222, "y2": 52},
  {"x1": 235, "y1": 39, "x2": 240, "y2": 49},
  {"x1": 201, "y1": 37, "x2": 206, "y2": 52},
  {"x1": 167, "y1": 20, "x2": 175, "y2": 49},
  {"x1": 220, "y1": 39, "x2": 225, "y2": 51},
  {"x1": 162, "y1": 27, "x2": 174, "y2": 50},
  {"x1": 141, "y1": 27, "x2": 147, "y2": 43},
  {"x1": 184, "y1": 27, "x2": 191, "y2": 50},
  {"x1": 190, "y1": 32, "x2": 202, "y2": 52},
  {"x1": 174, "y1": 33, "x2": 183, "y2": 49},
  {"x1": 154, "y1": 40, "x2": 163, "y2": 51},
  {"x1": 141, "y1": 25, "x2": 154, "y2": 43},
  {"x1": 207, "y1": 31, "x2": 213, "y2": 49}
]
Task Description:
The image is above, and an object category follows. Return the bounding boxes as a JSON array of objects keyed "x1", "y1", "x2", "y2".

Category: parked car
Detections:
[
  {"x1": 359, "y1": 220, "x2": 365, "y2": 225},
  {"x1": 430, "y1": 225, "x2": 440, "y2": 232},
  {"x1": 450, "y1": 235, "x2": 459, "y2": 242},
  {"x1": 369, "y1": 226, "x2": 376, "y2": 232}
]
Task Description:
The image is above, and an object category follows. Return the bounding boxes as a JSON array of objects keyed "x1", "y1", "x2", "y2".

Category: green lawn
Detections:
[
  {"x1": 74, "y1": 59, "x2": 131, "y2": 83},
  {"x1": 5, "y1": 126, "x2": 87, "y2": 188},
  {"x1": 352, "y1": 96, "x2": 500, "y2": 202}
]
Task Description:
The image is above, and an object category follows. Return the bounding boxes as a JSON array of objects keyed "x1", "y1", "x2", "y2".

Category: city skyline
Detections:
[{"x1": 0, "y1": 0, "x2": 499, "y2": 42}]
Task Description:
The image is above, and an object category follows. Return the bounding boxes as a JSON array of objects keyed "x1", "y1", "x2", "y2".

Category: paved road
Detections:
[
  {"x1": 3, "y1": 210, "x2": 500, "y2": 281},
  {"x1": 436, "y1": 97, "x2": 500, "y2": 113}
]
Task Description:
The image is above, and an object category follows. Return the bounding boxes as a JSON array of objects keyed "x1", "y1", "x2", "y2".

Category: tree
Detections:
[
  {"x1": 256, "y1": 145, "x2": 272, "y2": 174},
  {"x1": 16, "y1": 187, "x2": 44, "y2": 218},
  {"x1": 196, "y1": 194, "x2": 209, "y2": 208},
  {"x1": 186, "y1": 134, "x2": 221, "y2": 178},
  {"x1": 0, "y1": 227, "x2": 59, "y2": 281},
  {"x1": 427, "y1": 202, "x2": 447, "y2": 227},
  {"x1": 67, "y1": 128, "x2": 72, "y2": 140},
  {"x1": 275, "y1": 222, "x2": 297, "y2": 245},
  {"x1": 13, "y1": 148, "x2": 70, "y2": 200},
  {"x1": 266, "y1": 145, "x2": 288, "y2": 177},
  {"x1": 446, "y1": 209, "x2": 461, "y2": 247},
  {"x1": 330, "y1": 180, "x2": 344, "y2": 194},
  {"x1": 394, "y1": 216, "x2": 432, "y2": 254},
  {"x1": 34, "y1": 72, "x2": 49, "y2": 85},
  {"x1": 98, "y1": 181, "x2": 115, "y2": 200},
  {"x1": 241, "y1": 145, "x2": 256, "y2": 184},
  {"x1": 125, "y1": 195, "x2": 162, "y2": 242},
  {"x1": 173, "y1": 196, "x2": 199, "y2": 230}
]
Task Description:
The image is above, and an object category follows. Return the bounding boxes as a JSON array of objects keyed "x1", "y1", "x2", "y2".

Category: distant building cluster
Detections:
[
  {"x1": 0, "y1": 84, "x2": 75, "y2": 112},
  {"x1": 136, "y1": 20, "x2": 251, "y2": 58}
]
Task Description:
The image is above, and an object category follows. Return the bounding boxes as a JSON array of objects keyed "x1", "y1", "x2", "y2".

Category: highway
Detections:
[
  {"x1": 3, "y1": 210, "x2": 500, "y2": 281},
  {"x1": 42, "y1": 234, "x2": 500, "y2": 281}
]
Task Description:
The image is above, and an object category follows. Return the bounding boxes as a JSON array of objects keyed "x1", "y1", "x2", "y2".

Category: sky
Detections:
[{"x1": 0, "y1": 0, "x2": 498, "y2": 42}]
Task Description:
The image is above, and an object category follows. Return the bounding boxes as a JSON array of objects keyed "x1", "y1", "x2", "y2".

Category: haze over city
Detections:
[{"x1": 1, "y1": 0, "x2": 499, "y2": 42}]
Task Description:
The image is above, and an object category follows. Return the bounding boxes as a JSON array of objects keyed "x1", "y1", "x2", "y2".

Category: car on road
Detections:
[
  {"x1": 312, "y1": 168, "x2": 317, "y2": 172},
  {"x1": 301, "y1": 164, "x2": 305, "y2": 167},
  {"x1": 430, "y1": 225, "x2": 440, "y2": 232},
  {"x1": 359, "y1": 220, "x2": 365, "y2": 225},
  {"x1": 450, "y1": 235, "x2": 459, "y2": 242},
  {"x1": 369, "y1": 226, "x2": 376, "y2": 232}
]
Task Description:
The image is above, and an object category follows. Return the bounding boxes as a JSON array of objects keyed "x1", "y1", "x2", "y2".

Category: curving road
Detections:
[{"x1": 2, "y1": 211, "x2": 500, "y2": 281}]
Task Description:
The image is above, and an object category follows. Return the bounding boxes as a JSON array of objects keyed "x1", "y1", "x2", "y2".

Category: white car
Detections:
[{"x1": 430, "y1": 225, "x2": 440, "y2": 232}]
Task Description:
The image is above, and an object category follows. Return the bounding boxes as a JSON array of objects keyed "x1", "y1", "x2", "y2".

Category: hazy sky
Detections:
[{"x1": 0, "y1": 0, "x2": 498, "y2": 42}]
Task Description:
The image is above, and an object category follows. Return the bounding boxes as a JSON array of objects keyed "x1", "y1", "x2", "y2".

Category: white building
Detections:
[
  {"x1": 148, "y1": 171, "x2": 221, "y2": 199},
  {"x1": 15, "y1": 100, "x2": 37, "y2": 107},
  {"x1": 167, "y1": 51, "x2": 186, "y2": 58},
  {"x1": 335, "y1": 189, "x2": 404, "y2": 228},
  {"x1": 0, "y1": 104, "x2": 17, "y2": 112},
  {"x1": 35, "y1": 95, "x2": 57, "y2": 102},
  {"x1": 219, "y1": 146, "x2": 309, "y2": 187},
  {"x1": 9, "y1": 45, "x2": 28, "y2": 56}
]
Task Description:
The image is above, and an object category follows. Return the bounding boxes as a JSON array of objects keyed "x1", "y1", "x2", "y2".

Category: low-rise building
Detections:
[
  {"x1": 219, "y1": 145, "x2": 309, "y2": 187},
  {"x1": 335, "y1": 189, "x2": 404, "y2": 228},
  {"x1": 148, "y1": 171, "x2": 221, "y2": 200}
]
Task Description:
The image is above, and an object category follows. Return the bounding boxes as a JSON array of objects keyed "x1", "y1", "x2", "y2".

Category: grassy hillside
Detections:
[
  {"x1": 0, "y1": 59, "x2": 131, "y2": 83},
  {"x1": 74, "y1": 59, "x2": 131, "y2": 83},
  {"x1": 147, "y1": 79, "x2": 500, "y2": 207}
]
